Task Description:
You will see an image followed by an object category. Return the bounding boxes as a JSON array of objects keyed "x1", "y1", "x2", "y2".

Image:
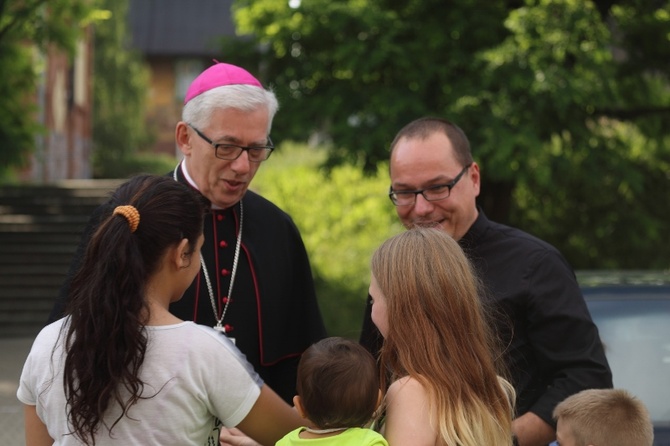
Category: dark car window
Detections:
[{"x1": 586, "y1": 297, "x2": 670, "y2": 425}]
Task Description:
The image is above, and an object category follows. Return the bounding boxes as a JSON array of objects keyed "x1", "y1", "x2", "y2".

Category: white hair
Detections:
[{"x1": 182, "y1": 84, "x2": 279, "y2": 133}]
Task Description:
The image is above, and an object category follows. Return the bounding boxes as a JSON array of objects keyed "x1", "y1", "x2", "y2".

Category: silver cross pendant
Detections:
[{"x1": 213, "y1": 323, "x2": 235, "y2": 345}]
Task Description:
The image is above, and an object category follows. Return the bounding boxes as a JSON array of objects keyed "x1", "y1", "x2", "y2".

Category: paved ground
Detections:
[{"x1": 0, "y1": 336, "x2": 34, "y2": 446}]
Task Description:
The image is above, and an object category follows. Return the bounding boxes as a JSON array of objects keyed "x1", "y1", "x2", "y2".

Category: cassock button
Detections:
[
  {"x1": 219, "y1": 240, "x2": 228, "y2": 248},
  {"x1": 216, "y1": 214, "x2": 224, "y2": 221},
  {"x1": 222, "y1": 297, "x2": 231, "y2": 304},
  {"x1": 224, "y1": 324, "x2": 234, "y2": 332},
  {"x1": 221, "y1": 268, "x2": 230, "y2": 276}
]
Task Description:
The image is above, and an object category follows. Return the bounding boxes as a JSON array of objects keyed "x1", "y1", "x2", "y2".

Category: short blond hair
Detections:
[{"x1": 553, "y1": 388, "x2": 653, "y2": 446}]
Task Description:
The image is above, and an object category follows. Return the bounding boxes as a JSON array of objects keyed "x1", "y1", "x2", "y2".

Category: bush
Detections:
[{"x1": 252, "y1": 143, "x2": 403, "y2": 337}]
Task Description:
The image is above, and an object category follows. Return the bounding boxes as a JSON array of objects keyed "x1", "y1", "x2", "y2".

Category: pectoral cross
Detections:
[{"x1": 213, "y1": 323, "x2": 235, "y2": 345}]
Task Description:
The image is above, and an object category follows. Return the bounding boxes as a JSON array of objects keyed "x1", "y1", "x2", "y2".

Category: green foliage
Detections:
[
  {"x1": 229, "y1": 0, "x2": 512, "y2": 170},
  {"x1": 514, "y1": 123, "x2": 670, "y2": 269},
  {"x1": 0, "y1": 42, "x2": 41, "y2": 173},
  {"x1": 0, "y1": 0, "x2": 97, "y2": 178},
  {"x1": 226, "y1": 0, "x2": 670, "y2": 270},
  {"x1": 0, "y1": 0, "x2": 157, "y2": 179},
  {"x1": 0, "y1": 0, "x2": 95, "y2": 51},
  {"x1": 482, "y1": 0, "x2": 670, "y2": 269},
  {"x1": 91, "y1": 0, "x2": 155, "y2": 178},
  {"x1": 251, "y1": 143, "x2": 403, "y2": 337}
]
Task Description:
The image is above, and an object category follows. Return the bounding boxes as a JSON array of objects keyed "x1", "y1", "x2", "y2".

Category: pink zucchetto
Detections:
[{"x1": 184, "y1": 63, "x2": 263, "y2": 104}]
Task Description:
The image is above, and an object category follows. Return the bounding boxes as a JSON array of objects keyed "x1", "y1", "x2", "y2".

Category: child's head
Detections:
[
  {"x1": 369, "y1": 227, "x2": 514, "y2": 445},
  {"x1": 294, "y1": 337, "x2": 380, "y2": 429},
  {"x1": 368, "y1": 227, "x2": 498, "y2": 384},
  {"x1": 553, "y1": 388, "x2": 653, "y2": 446}
]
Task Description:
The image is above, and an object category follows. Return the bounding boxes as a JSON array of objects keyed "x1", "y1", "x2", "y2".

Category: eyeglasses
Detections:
[
  {"x1": 188, "y1": 124, "x2": 274, "y2": 162},
  {"x1": 389, "y1": 164, "x2": 471, "y2": 206}
]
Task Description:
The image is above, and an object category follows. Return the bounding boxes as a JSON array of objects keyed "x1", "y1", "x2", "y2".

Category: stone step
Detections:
[
  {"x1": 0, "y1": 242, "x2": 80, "y2": 255},
  {"x1": 0, "y1": 312, "x2": 50, "y2": 338},
  {"x1": 0, "y1": 224, "x2": 88, "y2": 232},
  {"x1": 1, "y1": 229, "x2": 91, "y2": 238},
  {"x1": 0, "y1": 188, "x2": 113, "y2": 212},
  {"x1": 0, "y1": 275, "x2": 65, "y2": 287},
  {"x1": 0, "y1": 264, "x2": 68, "y2": 274},
  {"x1": 0, "y1": 204, "x2": 103, "y2": 217},
  {"x1": 0, "y1": 179, "x2": 121, "y2": 193},
  {"x1": 0, "y1": 289, "x2": 60, "y2": 301},
  {"x1": 0, "y1": 180, "x2": 116, "y2": 338},
  {"x1": 0, "y1": 324, "x2": 43, "y2": 338},
  {"x1": 0, "y1": 243, "x2": 79, "y2": 252},
  {"x1": 0, "y1": 252, "x2": 73, "y2": 263}
]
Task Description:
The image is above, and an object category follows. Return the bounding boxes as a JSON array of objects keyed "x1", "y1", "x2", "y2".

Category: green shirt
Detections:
[{"x1": 276, "y1": 427, "x2": 388, "y2": 446}]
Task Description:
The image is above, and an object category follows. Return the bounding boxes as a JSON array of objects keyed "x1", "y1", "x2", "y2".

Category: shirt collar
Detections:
[
  {"x1": 459, "y1": 207, "x2": 489, "y2": 249},
  {"x1": 180, "y1": 160, "x2": 199, "y2": 191}
]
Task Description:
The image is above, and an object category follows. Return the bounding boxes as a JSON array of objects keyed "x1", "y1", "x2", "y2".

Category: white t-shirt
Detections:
[{"x1": 17, "y1": 318, "x2": 263, "y2": 445}]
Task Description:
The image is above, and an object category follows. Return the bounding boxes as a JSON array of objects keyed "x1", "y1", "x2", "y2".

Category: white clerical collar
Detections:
[{"x1": 179, "y1": 160, "x2": 198, "y2": 190}]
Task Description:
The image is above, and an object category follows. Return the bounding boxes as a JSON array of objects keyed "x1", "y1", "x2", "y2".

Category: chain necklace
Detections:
[{"x1": 174, "y1": 164, "x2": 242, "y2": 343}]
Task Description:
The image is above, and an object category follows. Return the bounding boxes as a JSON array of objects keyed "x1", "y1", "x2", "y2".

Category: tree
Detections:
[
  {"x1": 0, "y1": 0, "x2": 96, "y2": 177},
  {"x1": 251, "y1": 144, "x2": 402, "y2": 336},
  {"x1": 91, "y1": 0, "x2": 158, "y2": 178},
  {"x1": 223, "y1": 0, "x2": 669, "y2": 269},
  {"x1": 228, "y1": 0, "x2": 514, "y2": 170},
  {"x1": 481, "y1": 0, "x2": 670, "y2": 268}
]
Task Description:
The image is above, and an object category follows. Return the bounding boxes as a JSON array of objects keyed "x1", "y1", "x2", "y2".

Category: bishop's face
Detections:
[{"x1": 179, "y1": 106, "x2": 270, "y2": 209}]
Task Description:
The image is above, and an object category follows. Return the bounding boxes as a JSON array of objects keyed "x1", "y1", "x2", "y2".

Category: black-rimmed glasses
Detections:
[
  {"x1": 188, "y1": 124, "x2": 274, "y2": 162},
  {"x1": 389, "y1": 164, "x2": 471, "y2": 206}
]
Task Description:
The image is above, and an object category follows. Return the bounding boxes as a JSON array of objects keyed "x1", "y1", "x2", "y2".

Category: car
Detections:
[{"x1": 578, "y1": 270, "x2": 670, "y2": 446}]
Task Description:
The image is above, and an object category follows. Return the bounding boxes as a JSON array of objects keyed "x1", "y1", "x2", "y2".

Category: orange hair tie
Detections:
[{"x1": 113, "y1": 205, "x2": 140, "y2": 233}]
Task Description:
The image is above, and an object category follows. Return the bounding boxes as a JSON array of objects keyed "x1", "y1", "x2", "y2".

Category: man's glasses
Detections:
[
  {"x1": 388, "y1": 164, "x2": 471, "y2": 206},
  {"x1": 188, "y1": 124, "x2": 274, "y2": 162}
]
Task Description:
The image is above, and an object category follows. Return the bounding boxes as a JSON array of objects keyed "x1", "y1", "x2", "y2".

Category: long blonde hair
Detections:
[{"x1": 371, "y1": 227, "x2": 514, "y2": 445}]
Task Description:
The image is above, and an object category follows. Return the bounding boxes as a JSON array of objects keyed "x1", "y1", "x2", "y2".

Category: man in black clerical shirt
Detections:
[{"x1": 360, "y1": 117, "x2": 611, "y2": 446}]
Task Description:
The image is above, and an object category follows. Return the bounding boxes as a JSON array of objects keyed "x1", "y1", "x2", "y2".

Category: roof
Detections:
[{"x1": 128, "y1": 0, "x2": 236, "y2": 57}]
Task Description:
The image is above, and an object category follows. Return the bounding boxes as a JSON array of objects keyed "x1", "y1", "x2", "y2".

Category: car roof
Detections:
[
  {"x1": 577, "y1": 270, "x2": 670, "y2": 287},
  {"x1": 577, "y1": 270, "x2": 670, "y2": 301},
  {"x1": 576, "y1": 270, "x2": 670, "y2": 441}
]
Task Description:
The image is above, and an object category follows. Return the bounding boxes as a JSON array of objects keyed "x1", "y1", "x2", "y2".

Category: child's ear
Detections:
[
  {"x1": 174, "y1": 238, "x2": 191, "y2": 269},
  {"x1": 293, "y1": 395, "x2": 308, "y2": 418}
]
